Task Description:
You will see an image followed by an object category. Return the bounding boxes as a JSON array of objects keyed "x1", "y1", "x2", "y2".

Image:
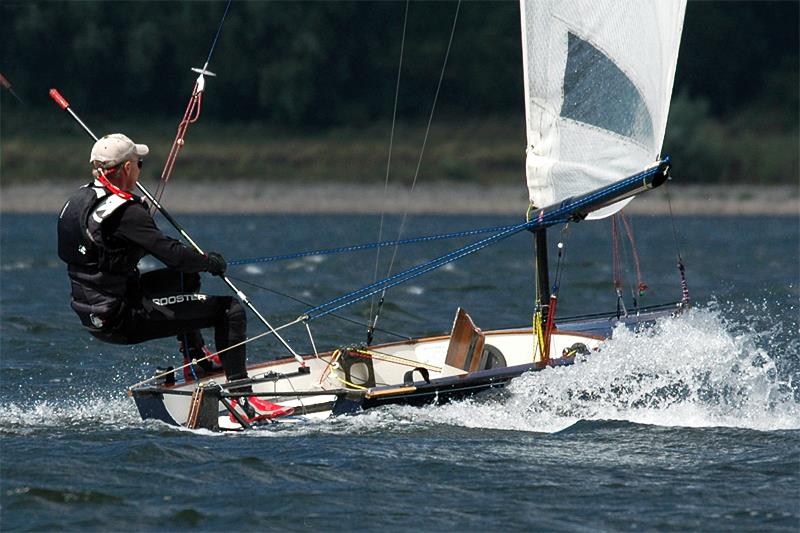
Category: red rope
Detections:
[
  {"x1": 543, "y1": 294, "x2": 557, "y2": 362},
  {"x1": 611, "y1": 215, "x2": 622, "y2": 291},
  {"x1": 678, "y1": 259, "x2": 690, "y2": 305},
  {"x1": 619, "y1": 212, "x2": 647, "y2": 295},
  {"x1": 152, "y1": 82, "x2": 203, "y2": 212}
]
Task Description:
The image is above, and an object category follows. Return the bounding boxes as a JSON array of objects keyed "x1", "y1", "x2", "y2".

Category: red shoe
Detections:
[
  {"x1": 228, "y1": 397, "x2": 294, "y2": 424},
  {"x1": 201, "y1": 346, "x2": 223, "y2": 369},
  {"x1": 248, "y1": 396, "x2": 294, "y2": 418}
]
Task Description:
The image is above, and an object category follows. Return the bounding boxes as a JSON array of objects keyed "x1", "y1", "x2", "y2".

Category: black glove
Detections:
[{"x1": 206, "y1": 252, "x2": 227, "y2": 276}]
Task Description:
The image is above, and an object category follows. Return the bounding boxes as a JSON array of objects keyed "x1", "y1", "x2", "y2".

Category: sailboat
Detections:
[{"x1": 129, "y1": 0, "x2": 689, "y2": 431}]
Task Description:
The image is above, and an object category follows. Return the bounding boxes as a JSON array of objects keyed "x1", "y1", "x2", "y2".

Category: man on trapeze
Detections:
[{"x1": 57, "y1": 133, "x2": 293, "y2": 423}]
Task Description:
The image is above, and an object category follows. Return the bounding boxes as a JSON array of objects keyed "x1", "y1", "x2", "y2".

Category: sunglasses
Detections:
[{"x1": 137, "y1": 160, "x2": 143, "y2": 169}]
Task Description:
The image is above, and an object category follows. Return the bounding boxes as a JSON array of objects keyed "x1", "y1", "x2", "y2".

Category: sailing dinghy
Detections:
[{"x1": 130, "y1": 0, "x2": 689, "y2": 431}]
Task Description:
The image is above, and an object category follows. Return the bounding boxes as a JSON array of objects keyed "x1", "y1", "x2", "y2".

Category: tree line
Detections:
[
  {"x1": 2, "y1": 1, "x2": 796, "y2": 125},
  {"x1": 2, "y1": 1, "x2": 797, "y2": 183}
]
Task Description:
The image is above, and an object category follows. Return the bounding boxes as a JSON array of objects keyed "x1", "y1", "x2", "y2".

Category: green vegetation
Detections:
[
  {"x1": 4, "y1": 97, "x2": 796, "y2": 185},
  {"x1": 664, "y1": 93, "x2": 799, "y2": 184},
  {"x1": 1, "y1": 110, "x2": 526, "y2": 184},
  {"x1": 5, "y1": 108, "x2": 796, "y2": 186},
  {"x1": 1, "y1": 1, "x2": 797, "y2": 184}
]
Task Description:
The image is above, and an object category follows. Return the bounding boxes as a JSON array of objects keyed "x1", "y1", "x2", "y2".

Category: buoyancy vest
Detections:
[{"x1": 57, "y1": 182, "x2": 145, "y2": 328}]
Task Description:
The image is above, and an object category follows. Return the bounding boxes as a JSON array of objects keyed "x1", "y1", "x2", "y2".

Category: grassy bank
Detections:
[
  {"x1": 1, "y1": 110, "x2": 526, "y2": 185},
  {"x1": 1, "y1": 103, "x2": 797, "y2": 186},
  {"x1": 2, "y1": 181, "x2": 798, "y2": 215}
]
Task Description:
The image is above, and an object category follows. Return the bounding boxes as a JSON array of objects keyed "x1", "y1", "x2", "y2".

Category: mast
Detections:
[
  {"x1": 533, "y1": 226, "x2": 554, "y2": 363},
  {"x1": 534, "y1": 228, "x2": 550, "y2": 324}
]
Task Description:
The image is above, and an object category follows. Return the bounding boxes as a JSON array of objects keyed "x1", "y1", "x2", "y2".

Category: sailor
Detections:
[{"x1": 57, "y1": 133, "x2": 292, "y2": 423}]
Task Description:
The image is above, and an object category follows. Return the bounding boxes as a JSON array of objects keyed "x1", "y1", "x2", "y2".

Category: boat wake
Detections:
[
  {"x1": 2, "y1": 302, "x2": 795, "y2": 437},
  {"x1": 294, "y1": 302, "x2": 799, "y2": 436},
  {"x1": 406, "y1": 302, "x2": 800, "y2": 434}
]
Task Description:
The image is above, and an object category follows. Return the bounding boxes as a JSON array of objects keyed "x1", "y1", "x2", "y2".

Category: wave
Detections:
[
  {"x1": 0, "y1": 394, "x2": 141, "y2": 434},
  {"x1": 269, "y1": 303, "x2": 800, "y2": 436},
  {"x1": 414, "y1": 303, "x2": 799, "y2": 433},
  {"x1": 2, "y1": 303, "x2": 795, "y2": 436},
  {"x1": 0, "y1": 259, "x2": 62, "y2": 271}
]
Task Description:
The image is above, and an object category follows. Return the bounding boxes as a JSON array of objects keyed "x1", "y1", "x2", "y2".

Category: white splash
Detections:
[
  {"x1": 3, "y1": 305, "x2": 795, "y2": 437},
  {"x1": 0, "y1": 394, "x2": 141, "y2": 434},
  {"x1": 285, "y1": 256, "x2": 324, "y2": 272},
  {"x1": 282, "y1": 305, "x2": 800, "y2": 436},
  {"x1": 417, "y1": 306, "x2": 800, "y2": 433},
  {"x1": 1, "y1": 261, "x2": 33, "y2": 271},
  {"x1": 244, "y1": 265, "x2": 265, "y2": 275}
]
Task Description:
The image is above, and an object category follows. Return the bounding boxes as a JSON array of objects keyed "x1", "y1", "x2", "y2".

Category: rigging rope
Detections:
[
  {"x1": 665, "y1": 181, "x2": 691, "y2": 306},
  {"x1": 611, "y1": 211, "x2": 648, "y2": 315},
  {"x1": 368, "y1": 0, "x2": 463, "y2": 342},
  {"x1": 527, "y1": 205, "x2": 542, "y2": 360},
  {"x1": 611, "y1": 211, "x2": 647, "y2": 314},
  {"x1": 540, "y1": 230, "x2": 569, "y2": 362},
  {"x1": 127, "y1": 315, "x2": 303, "y2": 391},
  {"x1": 611, "y1": 215, "x2": 629, "y2": 314},
  {"x1": 620, "y1": 212, "x2": 647, "y2": 300},
  {"x1": 228, "y1": 222, "x2": 519, "y2": 266},
  {"x1": 151, "y1": 0, "x2": 233, "y2": 212},
  {"x1": 300, "y1": 161, "x2": 665, "y2": 324},
  {"x1": 370, "y1": 0, "x2": 410, "y2": 330},
  {"x1": 226, "y1": 274, "x2": 411, "y2": 340},
  {"x1": 129, "y1": 163, "x2": 669, "y2": 386},
  {"x1": 305, "y1": 218, "x2": 528, "y2": 321},
  {"x1": 351, "y1": 348, "x2": 442, "y2": 372},
  {"x1": 552, "y1": 225, "x2": 569, "y2": 295}
]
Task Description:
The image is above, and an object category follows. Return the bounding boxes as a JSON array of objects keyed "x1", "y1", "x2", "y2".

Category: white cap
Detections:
[{"x1": 89, "y1": 133, "x2": 149, "y2": 168}]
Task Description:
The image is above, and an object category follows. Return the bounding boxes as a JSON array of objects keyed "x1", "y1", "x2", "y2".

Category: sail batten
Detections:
[{"x1": 520, "y1": 0, "x2": 686, "y2": 217}]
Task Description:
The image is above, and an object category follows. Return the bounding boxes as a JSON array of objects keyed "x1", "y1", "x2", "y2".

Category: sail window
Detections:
[{"x1": 561, "y1": 32, "x2": 654, "y2": 147}]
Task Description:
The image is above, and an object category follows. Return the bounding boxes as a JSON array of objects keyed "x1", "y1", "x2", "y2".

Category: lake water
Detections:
[{"x1": 1, "y1": 212, "x2": 798, "y2": 531}]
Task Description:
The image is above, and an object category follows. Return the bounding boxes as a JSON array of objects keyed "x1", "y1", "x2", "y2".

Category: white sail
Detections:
[{"x1": 520, "y1": 0, "x2": 686, "y2": 218}]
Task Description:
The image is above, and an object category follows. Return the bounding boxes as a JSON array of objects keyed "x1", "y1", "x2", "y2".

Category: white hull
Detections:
[{"x1": 131, "y1": 304, "x2": 679, "y2": 431}]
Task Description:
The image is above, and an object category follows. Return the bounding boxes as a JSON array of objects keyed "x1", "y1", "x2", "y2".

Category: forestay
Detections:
[{"x1": 520, "y1": 0, "x2": 686, "y2": 218}]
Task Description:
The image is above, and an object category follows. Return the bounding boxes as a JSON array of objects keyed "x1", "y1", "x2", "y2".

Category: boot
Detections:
[
  {"x1": 195, "y1": 346, "x2": 223, "y2": 374},
  {"x1": 180, "y1": 342, "x2": 223, "y2": 381}
]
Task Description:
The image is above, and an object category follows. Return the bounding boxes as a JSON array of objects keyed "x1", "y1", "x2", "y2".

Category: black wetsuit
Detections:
[{"x1": 57, "y1": 181, "x2": 247, "y2": 380}]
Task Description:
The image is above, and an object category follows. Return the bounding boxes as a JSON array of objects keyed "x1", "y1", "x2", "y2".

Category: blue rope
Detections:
[
  {"x1": 228, "y1": 223, "x2": 519, "y2": 266},
  {"x1": 302, "y1": 162, "x2": 665, "y2": 322},
  {"x1": 305, "y1": 221, "x2": 532, "y2": 320},
  {"x1": 179, "y1": 273, "x2": 199, "y2": 381}
]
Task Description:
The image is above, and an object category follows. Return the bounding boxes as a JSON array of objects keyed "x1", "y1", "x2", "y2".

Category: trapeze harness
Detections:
[{"x1": 57, "y1": 179, "x2": 143, "y2": 330}]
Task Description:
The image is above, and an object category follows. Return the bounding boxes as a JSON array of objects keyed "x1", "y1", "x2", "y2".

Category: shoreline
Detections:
[{"x1": 1, "y1": 181, "x2": 798, "y2": 215}]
